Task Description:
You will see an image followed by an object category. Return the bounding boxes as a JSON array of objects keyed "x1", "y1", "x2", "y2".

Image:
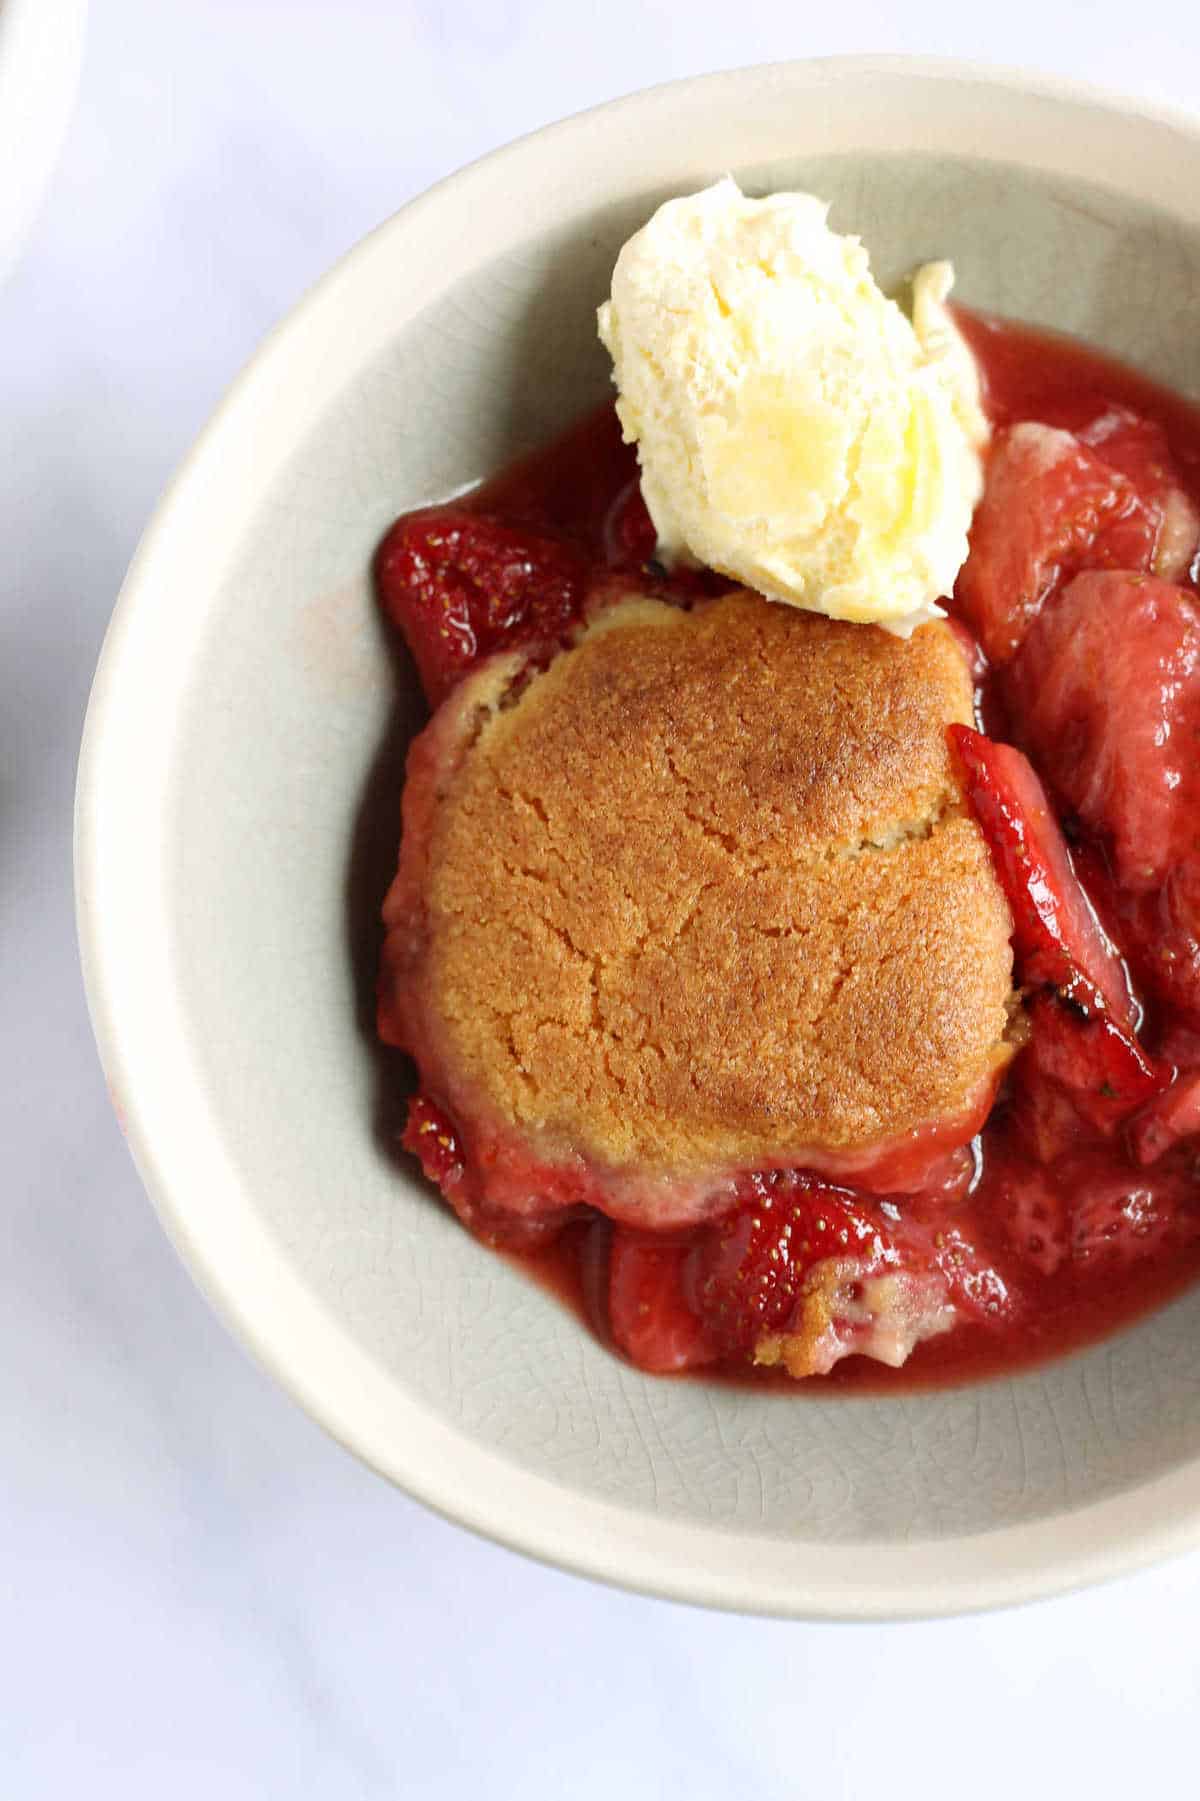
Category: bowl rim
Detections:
[{"x1": 75, "y1": 54, "x2": 1200, "y2": 1621}]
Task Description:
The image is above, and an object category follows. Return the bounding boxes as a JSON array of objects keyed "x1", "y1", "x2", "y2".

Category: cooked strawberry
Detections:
[
  {"x1": 1130, "y1": 1071, "x2": 1200, "y2": 1166},
  {"x1": 920, "y1": 1225, "x2": 1012, "y2": 1324},
  {"x1": 1134, "y1": 868, "x2": 1200, "y2": 1022},
  {"x1": 948, "y1": 724, "x2": 1136, "y2": 1026},
  {"x1": 376, "y1": 507, "x2": 589, "y2": 706},
  {"x1": 603, "y1": 476, "x2": 657, "y2": 569},
  {"x1": 900, "y1": 1143, "x2": 978, "y2": 1206},
  {"x1": 1025, "y1": 992, "x2": 1164, "y2": 1132},
  {"x1": 994, "y1": 1148, "x2": 1196, "y2": 1273},
  {"x1": 953, "y1": 408, "x2": 1196, "y2": 666},
  {"x1": 1078, "y1": 405, "x2": 1166, "y2": 476},
  {"x1": 1009, "y1": 571, "x2": 1200, "y2": 893},
  {"x1": 1064, "y1": 1158, "x2": 1197, "y2": 1267},
  {"x1": 1157, "y1": 1021, "x2": 1200, "y2": 1069},
  {"x1": 1154, "y1": 487, "x2": 1200, "y2": 582},
  {"x1": 689, "y1": 1173, "x2": 894, "y2": 1362},
  {"x1": 945, "y1": 616, "x2": 989, "y2": 687},
  {"x1": 607, "y1": 1230, "x2": 717, "y2": 1373},
  {"x1": 1008, "y1": 1058, "x2": 1093, "y2": 1166},
  {"x1": 1079, "y1": 407, "x2": 1200, "y2": 578},
  {"x1": 954, "y1": 423, "x2": 1147, "y2": 663},
  {"x1": 403, "y1": 1093, "x2": 466, "y2": 1193},
  {"x1": 842, "y1": 1100, "x2": 998, "y2": 1199},
  {"x1": 599, "y1": 477, "x2": 729, "y2": 602},
  {"x1": 992, "y1": 1157, "x2": 1069, "y2": 1277},
  {"x1": 1072, "y1": 847, "x2": 1200, "y2": 1026}
]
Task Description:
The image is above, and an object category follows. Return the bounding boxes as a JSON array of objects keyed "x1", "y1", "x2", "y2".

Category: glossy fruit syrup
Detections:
[{"x1": 376, "y1": 311, "x2": 1200, "y2": 1390}]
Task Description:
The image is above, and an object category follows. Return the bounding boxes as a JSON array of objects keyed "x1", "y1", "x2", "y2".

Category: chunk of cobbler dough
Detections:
[{"x1": 381, "y1": 589, "x2": 1015, "y2": 1227}]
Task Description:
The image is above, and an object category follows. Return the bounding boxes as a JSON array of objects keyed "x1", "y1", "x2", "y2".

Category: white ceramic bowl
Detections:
[{"x1": 77, "y1": 58, "x2": 1200, "y2": 1619}]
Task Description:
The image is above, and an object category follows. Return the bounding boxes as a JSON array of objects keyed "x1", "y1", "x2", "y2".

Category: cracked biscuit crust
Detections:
[{"x1": 383, "y1": 590, "x2": 1014, "y2": 1179}]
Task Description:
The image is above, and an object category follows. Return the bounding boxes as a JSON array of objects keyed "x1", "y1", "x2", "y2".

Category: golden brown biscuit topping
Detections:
[{"x1": 390, "y1": 589, "x2": 1014, "y2": 1181}]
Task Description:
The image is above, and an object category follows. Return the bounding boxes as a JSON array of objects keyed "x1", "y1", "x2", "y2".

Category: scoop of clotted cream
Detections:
[{"x1": 597, "y1": 178, "x2": 989, "y2": 634}]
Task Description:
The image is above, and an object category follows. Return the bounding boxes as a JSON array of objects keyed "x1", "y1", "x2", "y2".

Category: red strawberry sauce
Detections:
[{"x1": 377, "y1": 312, "x2": 1200, "y2": 1390}]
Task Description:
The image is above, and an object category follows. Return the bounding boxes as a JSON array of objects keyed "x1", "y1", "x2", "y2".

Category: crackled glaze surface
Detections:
[{"x1": 80, "y1": 75, "x2": 1200, "y2": 1614}]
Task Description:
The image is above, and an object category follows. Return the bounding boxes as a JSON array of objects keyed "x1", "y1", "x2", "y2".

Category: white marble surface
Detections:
[{"x1": 6, "y1": 1, "x2": 1200, "y2": 1793}]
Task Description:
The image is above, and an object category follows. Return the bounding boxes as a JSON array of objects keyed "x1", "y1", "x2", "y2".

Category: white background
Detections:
[{"x1": 5, "y1": 2, "x2": 1200, "y2": 1795}]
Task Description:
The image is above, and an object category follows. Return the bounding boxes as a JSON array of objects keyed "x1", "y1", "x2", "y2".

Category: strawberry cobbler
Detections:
[{"x1": 372, "y1": 210, "x2": 1200, "y2": 1387}]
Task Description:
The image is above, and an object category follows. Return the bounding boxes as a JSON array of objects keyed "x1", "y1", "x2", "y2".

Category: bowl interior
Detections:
[{"x1": 83, "y1": 74, "x2": 1200, "y2": 1614}]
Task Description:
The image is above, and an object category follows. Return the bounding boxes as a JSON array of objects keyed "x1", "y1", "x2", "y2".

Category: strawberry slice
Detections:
[
  {"x1": 920, "y1": 1225, "x2": 1011, "y2": 1325},
  {"x1": 1024, "y1": 992, "x2": 1163, "y2": 1132},
  {"x1": 1129, "y1": 1071, "x2": 1200, "y2": 1166},
  {"x1": 951, "y1": 725, "x2": 1166, "y2": 1128},
  {"x1": 607, "y1": 1230, "x2": 717, "y2": 1373},
  {"x1": 1073, "y1": 844, "x2": 1200, "y2": 1027},
  {"x1": 1008, "y1": 571, "x2": 1200, "y2": 894},
  {"x1": 1008, "y1": 1056, "x2": 1091, "y2": 1165},
  {"x1": 690, "y1": 1173, "x2": 894, "y2": 1362},
  {"x1": 899, "y1": 1144, "x2": 978, "y2": 1205},
  {"x1": 688, "y1": 1170, "x2": 1009, "y2": 1375},
  {"x1": 954, "y1": 422, "x2": 1148, "y2": 663},
  {"x1": 1125, "y1": 869, "x2": 1200, "y2": 1023},
  {"x1": 1153, "y1": 860, "x2": 1200, "y2": 1020},
  {"x1": 376, "y1": 507, "x2": 589, "y2": 707},
  {"x1": 1157, "y1": 1022, "x2": 1200, "y2": 1069},
  {"x1": 953, "y1": 411, "x2": 1195, "y2": 665},
  {"x1": 1064, "y1": 1157, "x2": 1197, "y2": 1267},
  {"x1": 993, "y1": 1157, "x2": 1069, "y2": 1277},
  {"x1": 948, "y1": 724, "x2": 1135, "y2": 1027},
  {"x1": 1078, "y1": 407, "x2": 1200, "y2": 578},
  {"x1": 993, "y1": 1148, "x2": 1197, "y2": 1274}
]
